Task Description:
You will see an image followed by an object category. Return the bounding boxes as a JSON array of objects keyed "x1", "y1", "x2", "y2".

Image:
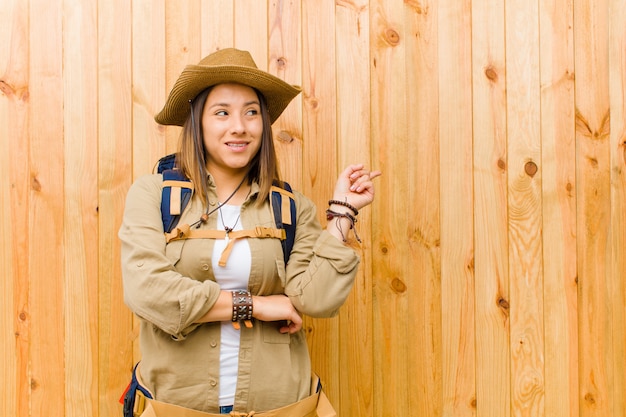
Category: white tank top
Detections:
[{"x1": 212, "y1": 204, "x2": 251, "y2": 406}]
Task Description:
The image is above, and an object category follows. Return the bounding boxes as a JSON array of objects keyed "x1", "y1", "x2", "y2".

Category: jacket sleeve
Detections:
[
  {"x1": 118, "y1": 174, "x2": 221, "y2": 339},
  {"x1": 283, "y1": 192, "x2": 361, "y2": 317}
]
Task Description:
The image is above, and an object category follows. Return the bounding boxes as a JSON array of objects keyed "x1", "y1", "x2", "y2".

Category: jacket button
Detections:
[
  {"x1": 210, "y1": 379, "x2": 217, "y2": 387},
  {"x1": 210, "y1": 340, "x2": 217, "y2": 348},
  {"x1": 202, "y1": 264, "x2": 209, "y2": 271}
]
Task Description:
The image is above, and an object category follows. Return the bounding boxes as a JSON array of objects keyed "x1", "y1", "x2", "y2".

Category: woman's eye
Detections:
[
  {"x1": 215, "y1": 110, "x2": 228, "y2": 116},
  {"x1": 246, "y1": 109, "x2": 259, "y2": 116}
]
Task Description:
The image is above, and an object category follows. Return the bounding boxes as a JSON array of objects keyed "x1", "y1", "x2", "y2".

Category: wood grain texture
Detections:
[
  {"x1": 608, "y1": 2, "x2": 626, "y2": 415},
  {"x1": 0, "y1": 1, "x2": 625, "y2": 416},
  {"x1": 132, "y1": 0, "x2": 166, "y2": 178},
  {"x1": 164, "y1": 0, "x2": 201, "y2": 154},
  {"x1": 201, "y1": 0, "x2": 234, "y2": 55},
  {"x1": 29, "y1": 0, "x2": 65, "y2": 415},
  {"x1": 234, "y1": 0, "x2": 267, "y2": 66},
  {"x1": 574, "y1": 0, "x2": 612, "y2": 416},
  {"x1": 505, "y1": 1, "x2": 545, "y2": 416},
  {"x1": 403, "y1": 2, "x2": 442, "y2": 416},
  {"x1": 371, "y1": 1, "x2": 442, "y2": 415},
  {"x1": 438, "y1": 1, "x2": 476, "y2": 416},
  {"x1": 335, "y1": 1, "x2": 374, "y2": 415},
  {"x1": 0, "y1": 1, "x2": 27, "y2": 417},
  {"x1": 63, "y1": 0, "x2": 99, "y2": 416},
  {"x1": 300, "y1": 0, "x2": 339, "y2": 409},
  {"x1": 270, "y1": 0, "x2": 303, "y2": 185},
  {"x1": 539, "y1": 1, "x2": 578, "y2": 416},
  {"x1": 471, "y1": 0, "x2": 511, "y2": 415},
  {"x1": 98, "y1": 0, "x2": 133, "y2": 415}
]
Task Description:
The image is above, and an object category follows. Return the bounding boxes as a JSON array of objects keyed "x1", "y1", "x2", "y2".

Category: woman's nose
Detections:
[{"x1": 229, "y1": 114, "x2": 245, "y2": 134}]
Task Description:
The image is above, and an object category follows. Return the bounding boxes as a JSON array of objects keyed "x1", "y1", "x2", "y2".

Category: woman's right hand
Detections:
[{"x1": 253, "y1": 294, "x2": 303, "y2": 334}]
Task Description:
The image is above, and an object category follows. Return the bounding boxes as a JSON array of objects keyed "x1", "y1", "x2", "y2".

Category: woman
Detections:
[{"x1": 119, "y1": 48, "x2": 380, "y2": 416}]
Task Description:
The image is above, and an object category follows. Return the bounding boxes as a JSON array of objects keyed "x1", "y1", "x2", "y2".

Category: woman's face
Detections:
[{"x1": 201, "y1": 83, "x2": 263, "y2": 177}]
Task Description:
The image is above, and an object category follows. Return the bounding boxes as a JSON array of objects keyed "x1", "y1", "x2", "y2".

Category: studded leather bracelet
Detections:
[{"x1": 231, "y1": 290, "x2": 253, "y2": 329}]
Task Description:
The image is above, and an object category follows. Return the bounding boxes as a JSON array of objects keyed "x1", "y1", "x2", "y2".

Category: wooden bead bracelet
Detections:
[{"x1": 328, "y1": 199, "x2": 359, "y2": 216}]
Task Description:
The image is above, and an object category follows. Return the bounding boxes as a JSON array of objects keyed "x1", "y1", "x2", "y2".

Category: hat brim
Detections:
[{"x1": 154, "y1": 65, "x2": 302, "y2": 126}]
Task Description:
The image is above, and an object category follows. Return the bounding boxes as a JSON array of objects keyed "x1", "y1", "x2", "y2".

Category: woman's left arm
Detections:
[{"x1": 284, "y1": 164, "x2": 381, "y2": 317}]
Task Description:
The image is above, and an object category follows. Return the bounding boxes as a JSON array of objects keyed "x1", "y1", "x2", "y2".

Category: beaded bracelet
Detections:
[
  {"x1": 328, "y1": 199, "x2": 359, "y2": 216},
  {"x1": 231, "y1": 290, "x2": 253, "y2": 329}
]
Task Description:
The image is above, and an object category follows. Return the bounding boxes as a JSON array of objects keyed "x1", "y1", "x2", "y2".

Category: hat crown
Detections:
[{"x1": 198, "y1": 48, "x2": 258, "y2": 70}]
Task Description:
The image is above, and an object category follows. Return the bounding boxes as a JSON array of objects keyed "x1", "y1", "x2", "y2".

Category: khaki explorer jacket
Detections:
[{"x1": 119, "y1": 173, "x2": 360, "y2": 413}]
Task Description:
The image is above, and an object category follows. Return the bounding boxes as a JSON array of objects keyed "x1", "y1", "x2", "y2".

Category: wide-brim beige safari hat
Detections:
[{"x1": 154, "y1": 48, "x2": 301, "y2": 127}]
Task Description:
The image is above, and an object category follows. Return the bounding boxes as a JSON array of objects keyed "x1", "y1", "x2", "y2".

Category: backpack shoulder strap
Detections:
[
  {"x1": 158, "y1": 154, "x2": 193, "y2": 233},
  {"x1": 157, "y1": 153, "x2": 177, "y2": 173},
  {"x1": 271, "y1": 180, "x2": 297, "y2": 265}
]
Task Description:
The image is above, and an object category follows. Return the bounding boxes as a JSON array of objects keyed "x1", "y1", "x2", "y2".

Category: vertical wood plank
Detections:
[
  {"x1": 438, "y1": 0, "x2": 476, "y2": 415},
  {"x1": 335, "y1": 1, "x2": 373, "y2": 415},
  {"x1": 29, "y1": 0, "x2": 65, "y2": 415},
  {"x1": 505, "y1": 1, "x2": 545, "y2": 416},
  {"x1": 201, "y1": 0, "x2": 234, "y2": 55},
  {"x1": 371, "y1": 1, "x2": 409, "y2": 413},
  {"x1": 132, "y1": 0, "x2": 166, "y2": 178},
  {"x1": 372, "y1": 0, "x2": 442, "y2": 415},
  {"x1": 608, "y1": 2, "x2": 626, "y2": 414},
  {"x1": 574, "y1": 0, "x2": 612, "y2": 415},
  {"x1": 301, "y1": 0, "x2": 339, "y2": 408},
  {"x1": 471, "y1": 0, "x2": 510, "y2": 415},
  {"x1": 270, "y1": 0, "x2": 302, "y2": 185},
  {"x1": 539, "y1": 1, "x2": 578, "y2": 416},
  {"x1": 98, "y1": 0, "x2": 133, "y2": 415},
  {"x1": 403, "y1": 1, "x2": 442, "y2": 415},
  {"x1": 234, "y1": 0, "x2": 267, "y2": 66},
  {"x1": 0, "y1": 1, "x2": 29, "y2": 416},
  {"x1": 63, "y1": 0, "x2": 99, "y2": 416},
  {"x1": 164, "y1": 0, "x2": 201, "y2": 154}
]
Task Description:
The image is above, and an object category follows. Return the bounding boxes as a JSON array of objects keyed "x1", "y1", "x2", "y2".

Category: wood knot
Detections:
[
  {"x1": 497, "y1": 158, "x2": 506, "y2": 170},
  {"x1": 498, "y1": 298, "x2": 510, "y2": 310},
  {"x1": 18, "y1": 311, "x2": 27, "y2": 321},
  {"x1": 384, "y1": 28, "x2": 400, "y2": 46},
  {"x1": 485, "y1": 66, "x2": 498, "y2": 82},
  {"x1": 306, "y1": 96, "x2": 319, "y2": 111},
  {"x1": 31, "y1": 176, "x2": 42, "y2": 192},
  {"x1": 584, "y1": 392, "x2": 596, "y2": 406},
  {"x1": 524, "y1": 161, "x2": 538, "y2": 177},
  {"x1": 405, "y1": 0, "x2": 429, "y2": 15},
  {"x1": 467, "y1": 257, "x2": 475, "y2": 272},
  {"x1": 275, "y1": 57, "x2": 287, "y2": 69},
  {"x1": 380, "y1": 245, "x2": 389, "y2": 254},
  {"x1": 276, "y1": 131, "x2": 294, "y2": 143},
  {"x1": 0, "y1": 79, "x2": 15, "y2": 97},
  {"x1": 390, "y1": 278, "x2": 407, "y2": 294}
]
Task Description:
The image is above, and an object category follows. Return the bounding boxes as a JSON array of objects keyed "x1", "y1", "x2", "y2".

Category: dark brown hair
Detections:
[{"x1": 175, "y1": 86, "x2": 281, "y2": 208}]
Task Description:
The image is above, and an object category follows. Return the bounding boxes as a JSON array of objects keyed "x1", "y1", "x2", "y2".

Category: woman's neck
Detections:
[{"x1": 211, "y1": 172, "x2": 249, "y2": 205}]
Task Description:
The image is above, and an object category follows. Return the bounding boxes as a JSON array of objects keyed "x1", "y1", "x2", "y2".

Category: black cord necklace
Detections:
[
  {"x1": 190, "y1": 176, "x2": 246, "y2": 229},
  {"x1": 217, "y1": 186, "x2": 251, "y2": 240},
  {"x1": 218, "y1": 206, "x2": 241, "y2": 242}
]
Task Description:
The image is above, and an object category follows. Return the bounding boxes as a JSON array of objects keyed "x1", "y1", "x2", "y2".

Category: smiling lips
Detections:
[{"x1": 226, "y1": 142, "x2": 249, "y2": 151}]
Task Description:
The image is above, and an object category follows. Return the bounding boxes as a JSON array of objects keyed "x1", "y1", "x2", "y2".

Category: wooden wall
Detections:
[{"x1": 1, "y1": 0, "x2": 624, "y2": 416}]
